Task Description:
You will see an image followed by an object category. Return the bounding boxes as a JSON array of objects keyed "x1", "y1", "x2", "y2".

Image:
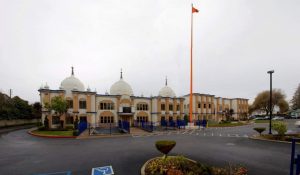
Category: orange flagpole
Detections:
[{"x1": 189, "y1": 4, "x2": 193, "y2": 123}]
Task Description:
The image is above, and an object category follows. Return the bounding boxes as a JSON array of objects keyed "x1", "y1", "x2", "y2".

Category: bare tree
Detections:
[{"x1": 252, "y1": 89, "x2": 288, "y2": 115}]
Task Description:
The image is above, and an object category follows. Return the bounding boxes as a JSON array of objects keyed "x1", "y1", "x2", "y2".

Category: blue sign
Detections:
[{"x1": 92, "y1": 166, "x2": 114, "y2": 175}]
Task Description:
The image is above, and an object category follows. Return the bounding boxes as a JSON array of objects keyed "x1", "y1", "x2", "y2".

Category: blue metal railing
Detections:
[
  {"x1": 290, "y1": 138, "x2": 300, "y2": 175},
  {"x1": 195, "y1": 120, "x2": 207, "y2": 128},
  {"x1": 78, "y1": 121, "x2": 87, "y2": 134},
  {"x1": 118, "y1": 120, "x2": 130, "y2": 133},
  {"x1": 160, "y1": 120, "x2": 186, "y2": 130}
]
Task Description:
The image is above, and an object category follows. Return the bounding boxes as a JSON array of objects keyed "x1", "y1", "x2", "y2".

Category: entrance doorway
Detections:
[
  {"x1": 120, "y1": 116, "x2": 133, "y2": 126},
  {"x1": 80, "y1": 116, "x2": 87, "y2": 123}
]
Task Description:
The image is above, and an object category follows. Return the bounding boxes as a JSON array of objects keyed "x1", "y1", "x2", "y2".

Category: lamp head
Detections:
[{"x1": 267, "y1": 70, "x2": 274, "y2": 74}]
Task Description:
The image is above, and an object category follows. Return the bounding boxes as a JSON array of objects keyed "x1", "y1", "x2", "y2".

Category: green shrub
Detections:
[
  {"x1": 73, "y1": 130, "x2": 79, "y2": 136},
  {"x1": 36, "y1": 122, "x2": 43, "y2": 127},
  {"x1": 155, "y1": 140, "x2": 176, "y2": 159},
  {"x1": 65, "y1": 126, "x2": 74, "y2": 130},
  {"x1": 272, "y1": 121, "x2": 287, "y2": 136},
  {"x1": 253, "y1": 127, "x2": 266, "y2": 136},
  {"x1": 38, "y1": 126, "x2": 46, "y2": 131}
]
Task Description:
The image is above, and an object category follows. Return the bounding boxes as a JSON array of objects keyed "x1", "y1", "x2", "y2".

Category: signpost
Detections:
[{"x1": 91, "y1": 166, "x2": 114, "y2": 175}]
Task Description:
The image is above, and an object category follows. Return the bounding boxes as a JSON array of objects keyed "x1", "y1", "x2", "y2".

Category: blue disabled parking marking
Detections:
[
  {"x1": 92, "y1": 166, "x2": 114, "y2": 175},
  {"x1": 33, "y1": 171, "x2": 72, "y2": 175}
]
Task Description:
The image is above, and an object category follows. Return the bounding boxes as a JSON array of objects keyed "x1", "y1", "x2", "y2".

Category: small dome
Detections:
[
  {"x1": 110, "y1": 69, "x2": 133, "y2": 96},
  {"x1": 158, "y1": 77, "x2": 176, "y2": 98},
  {"x1": 60, "y1": 67, "x2": 85, "y2": 92},
  {"x1": 158, "y1": 86, "x2": 176, "y2": 98},
  {"x1": 87, "y1": 86, "x2": 91, "y2": 92},
  {"x1": 44, "y1": 83, "x2": 49, "y2": 89},
  {"x1": 110, "y1": 79, "x2": 133, "y2": 96}
]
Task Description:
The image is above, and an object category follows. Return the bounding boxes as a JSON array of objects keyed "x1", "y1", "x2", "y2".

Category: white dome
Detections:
[
  {"x1": 158, "y1": 86, "x2": 176, "y2": 98},
  {"x1": 60, "y1": 67, "x2": 85, "y2": 92},
  {"x1": 158, "y1": 77, "x2": 176, "y2": 98},
  {"x1": 110, "y1": 79, "x2": 133, "y2": 96}
]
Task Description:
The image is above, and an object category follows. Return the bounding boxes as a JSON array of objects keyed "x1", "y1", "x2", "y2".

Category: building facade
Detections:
[{"x1": 39, "y1": 68, "x2": 248, "y2": 129}]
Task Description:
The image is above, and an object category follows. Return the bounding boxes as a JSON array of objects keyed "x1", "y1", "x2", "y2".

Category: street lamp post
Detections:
[{"x1": 267, "y1": 70, "x2": 274, "y2": 135}]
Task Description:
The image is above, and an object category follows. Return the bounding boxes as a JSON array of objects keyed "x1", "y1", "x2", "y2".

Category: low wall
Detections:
[{"x1": 0, "y1": 119, "x2": 40, "y2": 128}]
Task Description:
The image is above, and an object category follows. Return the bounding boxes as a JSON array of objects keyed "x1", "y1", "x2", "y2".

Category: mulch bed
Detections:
[{"x1": 144, "y1": 156, "x2": 247, "y2": 175}]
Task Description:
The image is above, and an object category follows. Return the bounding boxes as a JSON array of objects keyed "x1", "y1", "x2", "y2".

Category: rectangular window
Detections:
[
  {"x1": 198, "y1": 103, "x2": 201, "y2": 108},
  {"x1": 209, "y1": 104, "x2": 211, "y2": 109},
  {"x1": 67, "y1": 100, "x2": 73, "y2": 109},
  {"x1": 111, "y1": 103, "x2": 114, "y2": 110},
  {"x1": 161, "y1": 104, "x2": 165, "y2": 111},
  {"x1": 52, "y1": 116, "x2": 60, "y2": 125},
  {"x1": 204, "y1": 104, "x2": 206, "y2": 108},
  {"x1": 103, "y1": 103, "x2": 107, "y2": 110},
  {"x1": 104, "y1": 117, "x2": 107, "y2": 123},
  {"x1": 66, "y1": 116, "x2": 73, "y2": 124},
  {"x1": 101, "y1": 117, "x2": 104, "y2": 123},
  {"x1": 79, "y1": 101, "x2": 86, "y2": 109},
  {"x1": 169, "y1": 104, "x2": 173, "y2": 111}
]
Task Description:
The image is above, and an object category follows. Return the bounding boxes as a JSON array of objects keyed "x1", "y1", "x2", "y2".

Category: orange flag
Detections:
[{"x1": 192, "y1": 6, "x2": 199, "y2": 13}]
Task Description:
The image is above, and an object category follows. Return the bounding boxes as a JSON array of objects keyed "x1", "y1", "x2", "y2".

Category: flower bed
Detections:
[{"x1": 143, "y1": 156, "x2": 247, "y2": 175}]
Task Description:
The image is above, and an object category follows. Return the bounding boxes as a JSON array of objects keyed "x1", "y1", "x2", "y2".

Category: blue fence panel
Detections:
[
  {"x1": 78, "y1": 121, "x2": 87, "y2": 134},
  {"x1": 118, "y1": 120, "x2": 130, "y2": 133},
  {"x1": 202, "y1": 120, "x2": 207, "y2": 127},
  {"x1": 290, "y1": 138, "x2": 300, "y2": 175},
  {"x1": 161, "y1": 120, "x2": 167, "y2": 127}
]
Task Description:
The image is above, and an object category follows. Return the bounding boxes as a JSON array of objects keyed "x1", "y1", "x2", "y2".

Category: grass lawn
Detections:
[
  {"x1": 32, "y1": 130, "x2": 74, "y2": 136},
  {"x1": 207, "y1": 122, "x2": 247, "y2": 127},
  {"x1": 254, "y1": 120, "x2": 270, "y2": 123}
]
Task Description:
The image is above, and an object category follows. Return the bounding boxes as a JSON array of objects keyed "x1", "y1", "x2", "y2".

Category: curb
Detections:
[
  {"x1": 249, "y1": 136, "x2": 300, "y2": 144},
  {"x1": 27, "y1": 130, "x2": 76, "y2": 139},
  {"x1": 76, "y1": 134, "x2": 131, "y2": 139}
]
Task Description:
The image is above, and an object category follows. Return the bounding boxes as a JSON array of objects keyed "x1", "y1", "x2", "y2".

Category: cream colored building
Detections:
[{"x1": 39, "y1": 68, "x2": 248, "y2": 129}]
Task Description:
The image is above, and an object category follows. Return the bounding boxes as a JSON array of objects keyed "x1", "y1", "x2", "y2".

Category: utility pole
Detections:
[
  {"x1": 9, "y1": 89, "x2": 12, "y2": 98},
  {"x1": 267, "y1": 70, "x2": 274, "y2": 135}
]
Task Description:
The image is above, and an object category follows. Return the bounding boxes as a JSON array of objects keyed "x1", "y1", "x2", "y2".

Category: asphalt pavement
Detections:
[{"x1": 0, "y1": 121, "x2": 299, "y2": 175}]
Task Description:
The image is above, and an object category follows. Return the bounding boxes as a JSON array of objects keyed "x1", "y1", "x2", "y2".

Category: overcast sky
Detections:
[{"x1": 0, "y1": 0, "x2": 299, "y2": 104}]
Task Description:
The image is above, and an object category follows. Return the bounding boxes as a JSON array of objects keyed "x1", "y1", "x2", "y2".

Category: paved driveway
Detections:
[{"x1": 0, "y1": 124, "x2": 296, "y2": 175}]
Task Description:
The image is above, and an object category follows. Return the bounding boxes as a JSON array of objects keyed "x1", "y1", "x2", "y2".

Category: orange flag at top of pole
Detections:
[{"x1": 192, "y1": 6, "x2": 199, "y2": 13}]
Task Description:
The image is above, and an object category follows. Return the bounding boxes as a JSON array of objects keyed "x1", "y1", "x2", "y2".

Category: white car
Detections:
[
  {"x1": 295, "y1": 120, "x2": 300, "y2": 127},
  {"x1": 272, "y1": 116, "x2": 284, "y2": 121}
]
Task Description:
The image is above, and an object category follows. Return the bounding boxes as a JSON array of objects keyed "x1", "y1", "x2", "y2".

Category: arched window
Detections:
[
  {"x1": 99, "y1": 101, "x2": 114, "y2": 110},
  {"x1": 100, "y1": 116, "x2": 114, "y2": 123},
  {"x1": 136, "y1": 103, "x2": 148, "y2": 111}
]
